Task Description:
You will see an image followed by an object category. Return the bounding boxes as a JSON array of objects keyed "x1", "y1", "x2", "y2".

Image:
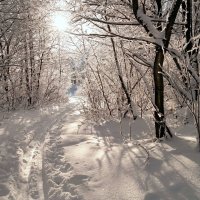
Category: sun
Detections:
[{"x1": 52, "y1": 12, "x2": 68, "y2": 31}]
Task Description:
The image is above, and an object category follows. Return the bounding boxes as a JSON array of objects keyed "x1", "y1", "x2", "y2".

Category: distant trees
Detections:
[{"x1": 0, "y1": 0, "x2": 69, "y2": 110}]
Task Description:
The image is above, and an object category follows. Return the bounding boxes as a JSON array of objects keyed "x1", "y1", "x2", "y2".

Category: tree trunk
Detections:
[
  {"x1": 24, "y1": 34, "x2": 32, "y2": 106},
  {"x1": 153, "y1": 47, "x2": 165, "y2": 138},
  {"x1": 132, "y1": 0, "x2": 183, "y2": 138}
]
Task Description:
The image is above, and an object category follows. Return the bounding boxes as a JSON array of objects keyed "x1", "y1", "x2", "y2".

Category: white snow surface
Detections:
[{"x1": 0, "y1": 96, "x2": 200, "y2": 200}]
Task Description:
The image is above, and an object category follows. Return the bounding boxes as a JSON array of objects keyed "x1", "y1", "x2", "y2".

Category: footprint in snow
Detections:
[
  {"x1": 60, "y1": 163, "x2": 72, "y2": 173},
  {"x1": 68, "y1": 175, "x2": 90, "y2": 185},
  {"x1": 53, "y1": 175, "x2": 64, "y2": 185}
]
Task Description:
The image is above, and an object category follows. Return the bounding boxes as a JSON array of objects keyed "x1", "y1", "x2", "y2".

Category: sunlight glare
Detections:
[{"x1": 52, "y1": 13, "x2": 68, "y2": 31}]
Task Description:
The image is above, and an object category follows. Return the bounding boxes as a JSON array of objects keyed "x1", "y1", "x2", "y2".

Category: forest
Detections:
[{"x1": 0, "y1": 0, "x2": 200, "y2": 200}]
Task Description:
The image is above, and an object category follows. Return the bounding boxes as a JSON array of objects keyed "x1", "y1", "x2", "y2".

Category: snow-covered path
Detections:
[
  {"x1": 44, "y1": 97, "x2": 200, "y2": 200},
  {"x1": 0, "y1": 96, "x2": 200, "y2": 200},
  {"x1": 0, "y1": 101, "x2": 74, "y2": 200},
  {"x1": 55, "y1": 100, "x2": 200, "y2": 200}
]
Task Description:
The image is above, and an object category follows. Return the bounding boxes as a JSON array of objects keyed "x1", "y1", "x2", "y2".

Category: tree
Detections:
[
  {"x1": 74, "y1": 0, "x2": 185, "y2": 138},
  {"x1": 0, "y1": 0, "x2": 71, "y2": 109}
]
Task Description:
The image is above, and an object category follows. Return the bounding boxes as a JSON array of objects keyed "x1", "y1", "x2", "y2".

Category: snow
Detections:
[
  {"x1": 136, "y1": 8, "x2": 164, "y2": 47},
  {"x1": 0, "y1": 96, "x2": 200, "y2": 200}
]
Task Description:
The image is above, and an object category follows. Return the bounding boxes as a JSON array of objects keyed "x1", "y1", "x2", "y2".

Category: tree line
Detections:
[
  {"x1": 0, "y1": 0, "x2": 70, "y2": 110},
  {"x1": 72, "y1": 0, "x2": 200, "y2": 144}
]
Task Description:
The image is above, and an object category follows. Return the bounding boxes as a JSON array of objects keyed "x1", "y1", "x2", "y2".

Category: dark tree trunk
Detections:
[
  {"x1": 154, "y1": 0, "x2": 183, "y2": 138},
  {"x1": 132, "y1": 0, "x2": 183, "y2": 138},
  {"x1": 24, "y1": 35, "x2": 32, "y2": 106},
  {"x1": 153, "y1": 47, "x2": 165, "y2": 138}
]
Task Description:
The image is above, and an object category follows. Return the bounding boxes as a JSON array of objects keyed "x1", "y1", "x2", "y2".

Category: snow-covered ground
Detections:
[{"x1": 0, "y1": 96, "x2": 200, "y2": 200}]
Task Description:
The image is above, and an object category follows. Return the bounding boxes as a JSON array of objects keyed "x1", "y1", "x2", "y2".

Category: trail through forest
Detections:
[
  {"x1": 0, "y1": 101, "x2": 71, "y2": 200},
  {"x1": 0, "y1": 96, "x2": 200, "y2": 200}
]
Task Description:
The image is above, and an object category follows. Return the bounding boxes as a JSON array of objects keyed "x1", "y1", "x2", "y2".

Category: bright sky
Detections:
[{"x1": 51, "y1": 12, "x2": 69, "y2": 32}]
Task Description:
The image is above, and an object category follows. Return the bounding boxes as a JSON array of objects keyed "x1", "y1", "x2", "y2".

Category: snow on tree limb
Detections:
[
  {"x1": 136, "y1": 8, "x2": 164, "y2": 45},
  {"x1": 66, "y1": 30, "x2": 162, "y2": 45}
]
